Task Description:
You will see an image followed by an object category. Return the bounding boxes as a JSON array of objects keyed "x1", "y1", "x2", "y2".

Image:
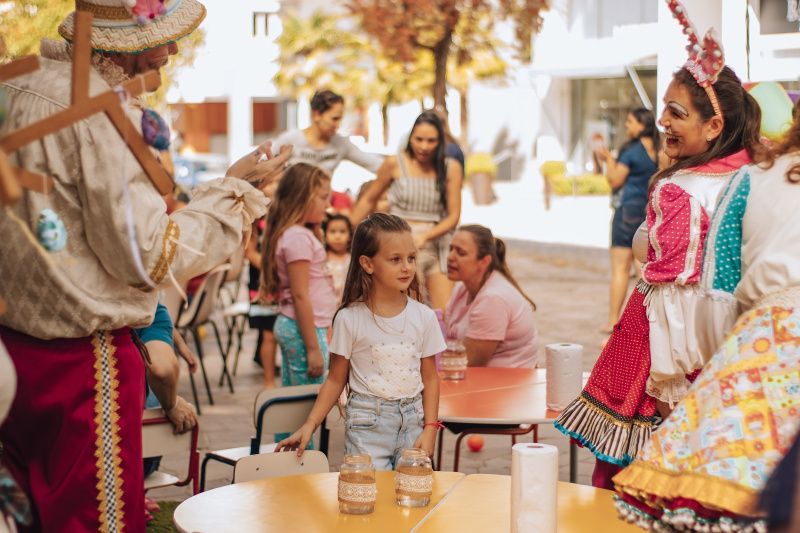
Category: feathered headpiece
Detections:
[{"x1": 666, "y1": 0, "x2": 725, "y2": 120}]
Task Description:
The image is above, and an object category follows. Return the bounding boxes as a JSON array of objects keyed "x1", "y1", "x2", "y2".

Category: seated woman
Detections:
[{"x1": 445, "y1": 225, "x2": 538, "y2": 367}]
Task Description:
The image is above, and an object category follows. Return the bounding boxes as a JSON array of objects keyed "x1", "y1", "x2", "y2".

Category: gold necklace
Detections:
[{"x1": 370, "y1": 301, "x2": 408, "y2": 336}]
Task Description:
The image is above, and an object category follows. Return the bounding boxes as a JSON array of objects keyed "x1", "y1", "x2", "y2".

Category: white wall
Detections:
[{"x1": 168, "y1": 0, "x2": 283, "y2": 160}]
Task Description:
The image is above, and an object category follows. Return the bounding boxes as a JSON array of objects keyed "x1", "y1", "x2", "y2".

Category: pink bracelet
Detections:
[{"x1": 424, "y1": 420, "x2": 445, "y2": 429}]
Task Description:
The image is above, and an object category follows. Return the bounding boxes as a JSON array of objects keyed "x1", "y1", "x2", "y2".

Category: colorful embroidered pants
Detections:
[
  {"x1": 273, "y1": 314, "x2": 329, "y2": 443},
  {"x1": 0, "y1": 327, "x2": 145, "y2": 533}
]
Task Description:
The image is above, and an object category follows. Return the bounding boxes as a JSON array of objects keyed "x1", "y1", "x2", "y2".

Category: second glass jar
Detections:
[{"x1": 395, "y1": 448, "x2": 433, "y2": 507}]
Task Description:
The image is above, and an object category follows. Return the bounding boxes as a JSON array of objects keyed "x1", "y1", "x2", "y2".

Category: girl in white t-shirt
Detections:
[{"x1": 277, "y1": 213, "x2": 445, "y2": 470}]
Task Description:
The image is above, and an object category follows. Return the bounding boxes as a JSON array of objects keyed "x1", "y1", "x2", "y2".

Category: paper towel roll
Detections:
[
  {"x1": 511, "y1": 443, "x2": 558, "y2": 533},
  {"x1": 545, "y1": 343, "x2": 583, "y2": 411}
]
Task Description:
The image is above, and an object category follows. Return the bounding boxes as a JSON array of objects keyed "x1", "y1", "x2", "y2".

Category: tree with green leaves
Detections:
[
  {"x1": 275, "y1": 11, "x2": 432, "y2": 144},
  {"x1": 347, "y1": 0, "x2": 548, "y2": 112}
]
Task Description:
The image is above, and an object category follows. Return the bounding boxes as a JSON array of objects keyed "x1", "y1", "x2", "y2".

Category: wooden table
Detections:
[
  {"x1": 413, "y1": 474, "x2": 640, "y2": 533},
  {"x1": 172, "y1": 471, "x2": 464, "y2": 533},
  {"x1": 438, "y1": 368, "x2": 583, "y2": 481}
]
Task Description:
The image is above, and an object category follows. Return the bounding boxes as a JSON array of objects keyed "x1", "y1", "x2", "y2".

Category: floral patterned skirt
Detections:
[{"x1": 613, "y1": 305, "x2": 800, "y2": 532}]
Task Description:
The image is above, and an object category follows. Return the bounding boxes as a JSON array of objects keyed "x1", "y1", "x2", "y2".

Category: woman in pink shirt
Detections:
[{"x1": 445, "y1": 225, "x2": 539, "y2": 368}]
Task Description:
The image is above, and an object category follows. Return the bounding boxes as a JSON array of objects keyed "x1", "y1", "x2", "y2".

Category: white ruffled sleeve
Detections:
[{"x1": 645, "y1": 285, "x2": 739, "y2": 406}]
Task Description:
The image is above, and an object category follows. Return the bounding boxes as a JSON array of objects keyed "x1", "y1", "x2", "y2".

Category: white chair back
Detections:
[
  {"x1": 160, "y1": 284, "x2": 186, "y2": 324},
  {"x1": 176, "y1": 264, "x2": 230, "y2": 329},
  {"x1": 224, "y1": 244, "x2": 246, "y2": 284},
  {"x1": 252, "y1": 384, "x2": 320, "y2": 437},
  {"x1": 233, "y1": 450, "x2": 329, "y2": 484},
  {"x1": 142, "y1": 408, "x2": 193, "y2": 457}
]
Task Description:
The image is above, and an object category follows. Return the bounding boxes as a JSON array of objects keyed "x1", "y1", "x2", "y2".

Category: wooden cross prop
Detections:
[{"x1": 0, "y1": 10, "x2": 174, "y2": 207}]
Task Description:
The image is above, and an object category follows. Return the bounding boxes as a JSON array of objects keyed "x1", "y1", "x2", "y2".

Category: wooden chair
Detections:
[
  {"x1": 142, "y1": 408, "x2": 200, "y2": 495},
  {"x1": 233, "y1": 450, "x2": 330, "y2": 484},
  {"x1": 199, "y1": 384, "x2": 328, "y2": 491},
  {"x1": 175, "y1": 264, "x2": 232, "y2": 409}
]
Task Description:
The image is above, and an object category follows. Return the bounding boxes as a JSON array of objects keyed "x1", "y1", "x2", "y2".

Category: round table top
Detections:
[
  {"x1": 414, "y1": 474, "x2": 641, "y2": 533},
  {"x1": 438, "y1": 367, "x2": 583, "y2": 425},
  {"x1": 173, "y1": 471, "x2": 465, "y2": 533}
]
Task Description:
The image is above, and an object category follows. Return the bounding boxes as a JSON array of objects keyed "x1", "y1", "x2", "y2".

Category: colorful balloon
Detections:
[{"x1": 746, "y1": 81, "x2": 794, "y2": 141}]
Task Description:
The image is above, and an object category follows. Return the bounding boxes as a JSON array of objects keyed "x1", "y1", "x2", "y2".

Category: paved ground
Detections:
[{"x1": 151, "y1": 238, "x2": 615, "y2": 502}]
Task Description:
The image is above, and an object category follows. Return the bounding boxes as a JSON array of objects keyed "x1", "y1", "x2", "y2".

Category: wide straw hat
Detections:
[{"x1": 58, "y1": 0, "x2": 206, "y2": 54}]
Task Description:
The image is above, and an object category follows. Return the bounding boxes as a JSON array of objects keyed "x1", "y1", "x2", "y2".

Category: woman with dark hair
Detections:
[
  {"x1": 554, "y1": 3, "x2": 763, "y2": 491},
  {"x1": 445, "y1": 225, "x2": 538, "y2": 368},
  {"x1": 594, "y1": 108, "x2": 659, "y2": 333},
  {"x1": 613, "y1": 91, "x2": 800, "y2": 533},
  {"x1": 272, "y1": 89, "x2": 383, "y2": 176},
  {"x1": 351, "y1": 110, "x2": 464, "y2": 310}
]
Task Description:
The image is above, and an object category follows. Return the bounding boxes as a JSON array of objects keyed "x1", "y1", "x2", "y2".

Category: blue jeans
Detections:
[{"x1": 344, "y1": 392, "x2": 424, "y2": 471}]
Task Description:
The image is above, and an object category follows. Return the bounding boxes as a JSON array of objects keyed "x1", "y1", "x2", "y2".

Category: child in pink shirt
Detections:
[{"x1": 262, "y1": 164, "x2": 337, "y2": 391}]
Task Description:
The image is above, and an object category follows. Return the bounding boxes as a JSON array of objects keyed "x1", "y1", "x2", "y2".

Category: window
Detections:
[
  {"x1": 759, "y1": 0, "x2": 799, "y2": 34},
  {"x1": 252, "y1": 12, "x2": 271, "y2": 37}
]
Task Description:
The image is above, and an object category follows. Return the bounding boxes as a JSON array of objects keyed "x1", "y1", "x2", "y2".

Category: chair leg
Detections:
[
  {"x1": 200, "y1": 455, "x2": 212, "y2": 492},
  {"x1": 231, "y1": 316, "x2": 246, "y2": 376},
  {"x1": 319, "y1": 420, "x2": 330, "y2": 456},
  {"x1": 533, "y1": 424, "x2": 539, "y2": 443},
  {"x1": 435, "y1": 428, "x2": 444, "y2": 471},
  {"x1": 191, "y1": 327, "x2": 214, "y2": 406},
  {"x1": 210, "y1": 320, "x2": 234, "y2": 392},
  {"x1": 453, "y1": 431, "x2": 471, "y2": 472},
  {"x1": 511, "y1": 435, "x2": 517, "y2": 445},
  {"x1": 188, "y1": 365, "x2": 202, "y2": 415}
]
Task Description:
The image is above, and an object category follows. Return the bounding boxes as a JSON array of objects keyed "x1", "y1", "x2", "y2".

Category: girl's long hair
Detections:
[
  {"x1": 261, "y1": 163, "x2": 330, "y2": 298},
  {"x1": 652, "y1": 66, "x2": 763, "y2": 187},
  {"x1": 458, "y1": 225, "x2": 536, "y2": 310},
  {"x1": 405, "y1": 110, "x2": 448, "y2": 212},
  {"x1": 620, "y1": 107, "x2": 660, "y2": 158},
  {"x1": 335, "y1": 213, "x2": 422, "y2": 319},
  {"x1": 756, "y1": 98, "x2": 800, "y2": 183}
]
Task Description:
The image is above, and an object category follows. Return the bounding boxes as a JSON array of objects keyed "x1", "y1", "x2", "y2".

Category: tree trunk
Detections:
[
  {"x1": 459, "y1": 87, "x2": 468, "y2": 153},
  {"x1": 381, "y1": 103, "x2": 389, "y2": 147},
  {"x1": 432, "y1": 30, "x2": 452, "y2": 112}
]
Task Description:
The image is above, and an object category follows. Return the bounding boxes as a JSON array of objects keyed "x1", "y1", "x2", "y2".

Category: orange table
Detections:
[
  {"x1": 172, "y1": 471, "x2": 464, "y2": 533},
  {"x1": 413, "y1": 474, "x2": 641, "y2": 533},
  {"x1": 437, "y1": 368, "x2": 584, "y2": 481}
]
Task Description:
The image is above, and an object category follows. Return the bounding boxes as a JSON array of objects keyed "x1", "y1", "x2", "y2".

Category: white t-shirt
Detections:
[{"x1": 330, "y1": 298, "x2": 446, "y2": 400}]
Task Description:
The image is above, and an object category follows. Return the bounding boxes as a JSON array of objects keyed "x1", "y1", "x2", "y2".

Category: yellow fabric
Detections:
[{"x1": 613, "y1": 460, "x2": 761, "y2": 517}]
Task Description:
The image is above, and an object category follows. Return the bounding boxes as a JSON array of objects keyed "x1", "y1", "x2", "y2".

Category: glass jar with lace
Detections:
[
  {"x1": 338, "y1": 454, "x2": 376, "y2": 514},
  {"x1": 395, "y1": 448, "x2": 433, "y2": 507}
]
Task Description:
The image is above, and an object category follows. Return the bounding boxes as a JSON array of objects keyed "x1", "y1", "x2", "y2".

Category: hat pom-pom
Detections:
[{"x1": 142, "y1": 109, "x2": 171, "y2": 151}]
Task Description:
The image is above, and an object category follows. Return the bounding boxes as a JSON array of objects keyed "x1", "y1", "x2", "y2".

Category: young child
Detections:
[
  {"x1": 277, "y1": 213, "x2": 445, "y2": 470},
  {"x1": 323, "y1": 213, "x2": 353, "y2": 305},
  {"x1": 262, "y1": 163, "x2": 337, "y2": 388}
]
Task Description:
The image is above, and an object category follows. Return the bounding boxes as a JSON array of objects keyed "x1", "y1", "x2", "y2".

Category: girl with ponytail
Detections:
[{"x1": 444, "y1": 225, "x2": 538, "y2": 368}]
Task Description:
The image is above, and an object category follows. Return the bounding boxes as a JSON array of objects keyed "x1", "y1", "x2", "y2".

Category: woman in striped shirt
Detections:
[{"x1": 351, "y1": 111, "x2": 464, "y2": 310}]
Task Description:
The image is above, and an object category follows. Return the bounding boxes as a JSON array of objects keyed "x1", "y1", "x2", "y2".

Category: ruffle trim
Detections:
[
  {"x1": 645, "y1": 376, "x2": 691, "y2": 408},
  {"x1": 554, "y1": 393, "x2": 656, "y2": 467},
  {"x1": 614, "y1": 496, "x2": 767, "y2": 533},
  {"x1": 613, "y1": 460, "x2": 762, "y2": 517}
]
